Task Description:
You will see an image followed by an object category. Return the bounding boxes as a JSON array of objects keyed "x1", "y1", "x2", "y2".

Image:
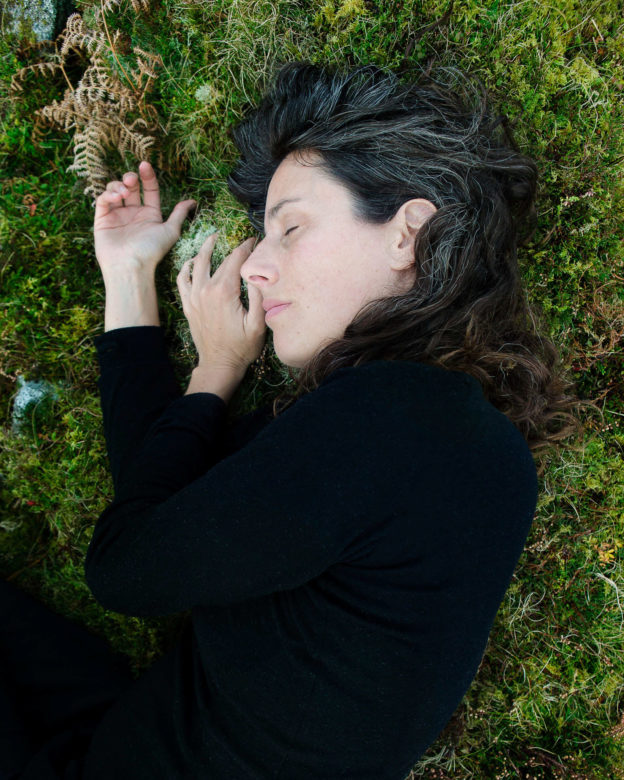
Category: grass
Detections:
[{"x1": 1, "y1": 0, "x2": 623, "y2": 776}]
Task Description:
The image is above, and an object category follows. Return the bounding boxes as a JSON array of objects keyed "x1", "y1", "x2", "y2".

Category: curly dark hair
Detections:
[{"x1": 226, "y1": 59, "x2": 582, "y2": 453}]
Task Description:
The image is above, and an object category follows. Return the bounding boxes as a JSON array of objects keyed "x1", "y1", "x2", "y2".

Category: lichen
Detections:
[
  {"x1": 12, "y1": 375, "x2": 60, "y2": 434},
  {"x1": 4, "y1": 0, "x2": 56, "y2": 42}
]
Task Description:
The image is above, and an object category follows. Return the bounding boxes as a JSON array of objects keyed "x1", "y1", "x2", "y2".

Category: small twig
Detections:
[
  {"x1": 99, "y1": 0, "x2": 139, "y2": 97},
  {"x1": 56, "y1": 43, "x2": 76, "y2": 93},
  {"x1": 590, "y1": 18, "x2": 604, "y2": 41},
  {"x1": 0, "y1": 367, "x2": 18, "y2": 381}
]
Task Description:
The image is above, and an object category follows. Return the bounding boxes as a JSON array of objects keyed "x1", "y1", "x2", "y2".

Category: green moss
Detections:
[{"x1": 1, "y1": 0, "x2": 623, "y2": 775}]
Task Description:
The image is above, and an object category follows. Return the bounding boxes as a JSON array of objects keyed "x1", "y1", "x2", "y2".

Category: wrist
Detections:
[
  {"x1": 100, "y1": 260, "x2": 153, "y2": 287},
  {"x1": 185, "y1": 363, "x2": 246, "y2": 403},
  {"x1": 102, "y1": 265, "x2": 160, "y2": 331}
]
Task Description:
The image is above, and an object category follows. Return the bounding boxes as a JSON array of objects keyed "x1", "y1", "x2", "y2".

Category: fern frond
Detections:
[
  {"x1": 60, "y1": 14, "x2": 110, "y2": 61},
  {"x1": 98, "y1": 0, "x2": 124, "y2": 16},
  {"x1": 37, "y1": 99, "x2": 77, "y2": 132},
  {"x1": 67, "y1": 122, "x2": 114, "y2": 201},
  {"x1": 11, "y1": 8, "x2": 163, "y2": 202},
  {"x1": 10, "y1": 62, "x2": 64, "y2": 93},
  {"x1": 133, "y1": 0, "x2": 151, "y2": 13},
  {"x1": 94, "y1": 0, "x2": 151, "y2": 21}
]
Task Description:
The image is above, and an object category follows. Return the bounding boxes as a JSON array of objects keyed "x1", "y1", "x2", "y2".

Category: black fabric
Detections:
[
  {"x1": 5, "y1": 325, "x2": 538, "y2": 779},
  {"x1": 0, "y1": 579, "x2": 134, "y2": 780}
]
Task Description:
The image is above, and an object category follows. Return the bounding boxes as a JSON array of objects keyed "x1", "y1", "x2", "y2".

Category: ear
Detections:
[{"x1": 389, "y1": 198, "x2": 437, "y2": 271}]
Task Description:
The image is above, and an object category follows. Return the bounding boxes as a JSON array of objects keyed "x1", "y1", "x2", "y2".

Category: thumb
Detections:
[{"x1": 166, "y1": 200, "x2": 197, "y2": 235}]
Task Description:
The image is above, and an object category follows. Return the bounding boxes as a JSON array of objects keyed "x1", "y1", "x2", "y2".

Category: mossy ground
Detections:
[{"x1": 1, "y1": 1, "x2": 623, "y2": 777}]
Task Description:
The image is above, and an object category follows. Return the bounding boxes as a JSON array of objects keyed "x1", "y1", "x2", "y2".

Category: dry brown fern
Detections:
[
  {"x1": 94, "y1": 0, "x2": 151, "y2": 19},
  {"x1": 8, "y1": 9, "x2": 165, "y2": 205}
]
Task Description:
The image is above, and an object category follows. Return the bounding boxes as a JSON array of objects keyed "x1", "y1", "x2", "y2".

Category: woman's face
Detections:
[{"x1": 240, "y1": 151, "x2": 436, "y2": 368}]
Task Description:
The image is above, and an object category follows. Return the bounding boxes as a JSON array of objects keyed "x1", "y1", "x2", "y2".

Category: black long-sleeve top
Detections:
[{"x1": 73, "y1": 325, "x2": 537, "y2": 779}]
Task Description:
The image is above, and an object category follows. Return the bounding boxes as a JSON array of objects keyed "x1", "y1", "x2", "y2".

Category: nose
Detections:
[{"x1": 240, "y1": 238, "x2": 279, "y2": 288}]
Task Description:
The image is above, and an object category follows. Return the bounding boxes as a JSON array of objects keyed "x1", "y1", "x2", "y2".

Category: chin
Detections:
[
  {"x1": 274, "y1": 332, "x2": 341, "y2": 370},
  {"x1": 276, "y1": 352, "x2": 306, "y2": 370},
  {"x1": 273, "y1": 341, "x2": 309, "y2": 370}
]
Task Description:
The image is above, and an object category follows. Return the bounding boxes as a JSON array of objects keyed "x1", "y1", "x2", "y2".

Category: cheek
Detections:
[
  {"x1": 323, "y1": 265, "x2": 378, "y2": 309},
  {"x1": 292, "y1": 240, "x2": 378, "y2": 315},
  {"x1": 314, "y1": 278, "x2": 372, "y2": 332}
]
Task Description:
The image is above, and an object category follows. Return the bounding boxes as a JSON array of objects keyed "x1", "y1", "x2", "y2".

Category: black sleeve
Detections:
[
  {"x1": 93, "y1": 326, "x2": 192, "y2": 494},
  {"x1": 86, "y1": 332, "x2": 376, "y2": 617}
]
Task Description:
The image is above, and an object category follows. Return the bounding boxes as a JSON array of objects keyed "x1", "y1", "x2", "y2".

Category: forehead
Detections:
[
  {"x1": 268, "y1": 152, "x2": 322, "y2": 198},
  {"x1": 264, "y1": 152, "x2": 345, "y2": 226}
]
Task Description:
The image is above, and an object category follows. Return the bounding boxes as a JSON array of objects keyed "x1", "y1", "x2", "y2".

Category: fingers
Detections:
[
  {"x1": 119, "y1": 170, "x2": 141, "y2": 208},
  {"x1": 245, "y1": 278, "x2": 267, "y2": 335},
  {"x1": 94, "y1": 161, "x2": 160, "y2": 220},
  {"x1": 176, "y1": 234, "x2": 257, "y2": 305},
  {"x1": 176, "y1": 258, "x2": 191, "y2": 304},
  {"x1": 211, "y1": 236, "x2": 256, "y2": 296},
  {"x1": 137, "y1": 160, "x2": 161, "y2": 212},
  {"x1": 109, "y1": 161, "x2": 159, "y2": 210},
  {"x1": 166, "y1": 199, "x2": 199, "y2": 235},
  {"x1": 94, "y1": 183, "x2": 131, "y2": 220},
  {"x1": 193, "y1": 231, "x2": 218, "y2": 282}
]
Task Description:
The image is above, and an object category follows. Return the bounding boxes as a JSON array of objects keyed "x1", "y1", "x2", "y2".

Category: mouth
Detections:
[{"x1": 264, "y1": 303, "x2": 291, "y2": 321}]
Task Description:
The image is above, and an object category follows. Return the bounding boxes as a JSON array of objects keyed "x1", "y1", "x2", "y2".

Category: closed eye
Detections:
[{"x1": 284, "y1": 226, "x2": 298, "y2": 237}]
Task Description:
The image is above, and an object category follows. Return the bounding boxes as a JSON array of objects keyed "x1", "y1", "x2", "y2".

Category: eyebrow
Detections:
[{"x1": 265, "y1": 197, "x2": 303, "y2": 224}]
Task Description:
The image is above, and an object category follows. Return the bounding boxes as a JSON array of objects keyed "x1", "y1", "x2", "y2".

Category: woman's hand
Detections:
[
  {"x1": 177, "y1": 232, "x2": 266, "y2": 380},
  {"x1": 93, "y1": 160, "x2": 197, "y2": 277}
]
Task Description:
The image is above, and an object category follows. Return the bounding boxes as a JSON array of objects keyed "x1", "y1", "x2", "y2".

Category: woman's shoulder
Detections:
[
  {"x1": 320, "y1": 358, "x2": 536, "y2": 471},
  {"x1": 329, "y1": 360, "x2": 538, "y2": 535},
  {"x1": 317, "y1": 358, "x2": 491, "y2": 426},
  {"x1": 320, "y1": 358, "x2": 482, "y2": 398},
  {"x1": 227, "y1": 358, "x2": 536, "y2": 480}
]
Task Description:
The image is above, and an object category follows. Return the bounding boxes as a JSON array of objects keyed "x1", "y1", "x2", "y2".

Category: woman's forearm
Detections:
[
  {"x1": 100, "y1": 264, "x2": 245, "y2": 403},
  {"x1": 102, "y1": 264, "x2": 160, "y2": 331}
]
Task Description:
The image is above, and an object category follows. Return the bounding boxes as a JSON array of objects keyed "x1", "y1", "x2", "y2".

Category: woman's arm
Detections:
[
  {"x1": 91, "y1": 162, "x2": 249, "y2": 485},
  {"x1": 85, "y1": 367, "x2": 375, "y2": 617},
  {"x1": 101, "y1": 262, "x2": 160, "y2": 331},
  {"x1": 93, "y1": 163, "x2": 264, "y2": 400},
  {"x1": 184, "y1": 363, "x2": 246, "y2": 402},
  {"x1": 94, "y1": 326, "x2": 186, "y2": 493}
]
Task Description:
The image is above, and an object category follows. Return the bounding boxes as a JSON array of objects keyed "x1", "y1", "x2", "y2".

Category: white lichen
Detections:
[
  {"x1": 12, "y1": 375, "x2": 59, "y2": 433},
  {"x1": 193, "y1": 83, "x2": 222, "y2": 106},
  {"x1": 4, "y1": 0, "x2": 57, "y2": 42},
  {"x1": 170, "y1": 219, "x2": 220, "y2": 272}
]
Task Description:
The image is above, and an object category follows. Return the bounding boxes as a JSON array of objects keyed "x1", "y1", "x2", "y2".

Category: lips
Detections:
[
  {"x1": 264, "y1": 302, "x2": 291, "y2": 320},
  {"x1": 262, "y1": 299, "x2": 291, "y2": 321},
  {"x1": 262, "y1": 299, "x2": 290, "y2": 312}
]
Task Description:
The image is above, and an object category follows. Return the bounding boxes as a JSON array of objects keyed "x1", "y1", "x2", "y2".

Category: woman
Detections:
[{"x1": 2, "y1": 61, "x2": 577, "y2": 779}]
